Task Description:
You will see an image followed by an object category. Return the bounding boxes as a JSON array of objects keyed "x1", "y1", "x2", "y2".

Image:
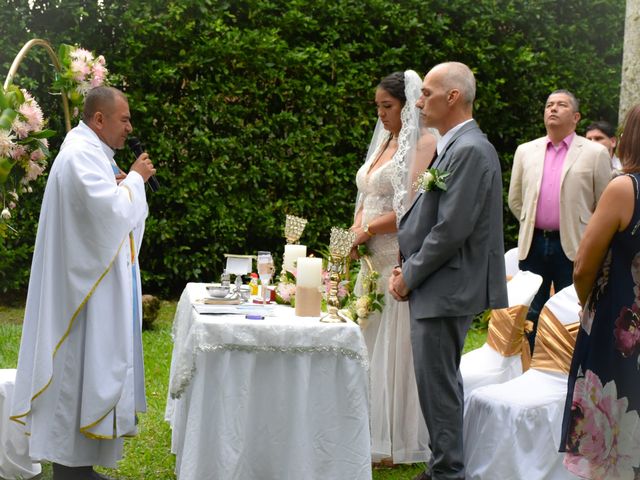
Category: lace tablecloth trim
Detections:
[
  {"x1": 168, "y1": 284, "x2": 369, "y2": 400},
  {"x1": 170, "y1": 342, "x2": 368, "y2": 399}
]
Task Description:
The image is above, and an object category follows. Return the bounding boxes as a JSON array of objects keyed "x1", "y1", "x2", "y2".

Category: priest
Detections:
[{"x1": 10, "y1": 86, "x2": 156, "y2": 480}]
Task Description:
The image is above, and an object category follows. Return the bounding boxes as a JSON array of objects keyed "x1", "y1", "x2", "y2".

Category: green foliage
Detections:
[{"x1": 0, "y1": 0, "x2": 625, "y2": 296}]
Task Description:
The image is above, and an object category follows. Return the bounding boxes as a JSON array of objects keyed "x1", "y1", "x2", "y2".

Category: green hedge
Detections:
[{"x1": 0, "y1": 0, "x2": 624, "y2": 297}]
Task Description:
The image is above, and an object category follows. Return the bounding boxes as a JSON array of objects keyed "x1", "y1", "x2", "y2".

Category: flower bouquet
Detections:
[
  {"x1": 52, "y1": 44, "x2": 111, "y2": 119},
  {"x1": 0, "y1": 85, "x2": 55, "y2": 237},
  {"x1": 275, "y1": 264, "x2": 350, "y2": 308},
  {"x1": 338, "y1": 245, "x2": 385, "y2": 327},
  {"x1": 275, "y1": 270, "x2": 298, "y2": 306}
]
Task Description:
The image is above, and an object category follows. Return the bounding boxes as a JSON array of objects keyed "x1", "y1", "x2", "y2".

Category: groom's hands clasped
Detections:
[{"x1": 388, "y1": 266, "x2": 410, "y2": 302}]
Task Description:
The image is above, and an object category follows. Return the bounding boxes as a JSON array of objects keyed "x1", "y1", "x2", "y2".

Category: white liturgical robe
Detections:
[{"x1": 10, "y1": 121, "x2": 148, "y2": 467}]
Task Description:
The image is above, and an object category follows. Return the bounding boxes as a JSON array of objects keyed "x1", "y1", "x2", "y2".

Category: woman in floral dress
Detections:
[{"x1": 560, "y1": 105, "x2": 640, "y2": 479}]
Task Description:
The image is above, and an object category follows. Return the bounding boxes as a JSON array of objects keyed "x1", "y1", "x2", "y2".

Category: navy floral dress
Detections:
[{"x1": 560, "y1": 173, "x2": 640, "y2": 480}]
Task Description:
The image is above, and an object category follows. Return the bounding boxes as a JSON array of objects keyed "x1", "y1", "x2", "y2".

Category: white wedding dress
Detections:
[{"x1": 355, "y1": 159, "x2": 430, "y2": 464}]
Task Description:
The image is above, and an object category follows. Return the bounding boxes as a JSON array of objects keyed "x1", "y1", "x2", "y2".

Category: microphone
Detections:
[{"x1": 127, "y1": 137, "x2": 160, "y2": 192}]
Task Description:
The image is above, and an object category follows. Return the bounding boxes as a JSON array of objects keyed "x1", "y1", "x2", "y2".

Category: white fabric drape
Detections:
[
  {"x1": 461, "y1": 270, "x2": 543, "y2": 397},
  {"x1": 0, "y1": 369, "x2": 40, "y2": 479},
  {"x1": 463, "y1": 285, "x2": 582, "y2": 480}
]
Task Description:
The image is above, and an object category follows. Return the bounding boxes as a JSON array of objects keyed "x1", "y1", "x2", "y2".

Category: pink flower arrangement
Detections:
[
  {"x1": 322, "y1": 270, "x2": 349, "y2": 301},
  {"x1": 564, "y1": 369, "x2": 640, "y2": 479},
  {"x1": 276, "y1": 282, "x2": 296, "y2": 304},
  {"x1": 68, "y1": 48, "x2": 108, "y2": 95},
  {"x1": 0, "y1": 86, "x2": 54, "y2": 236},
  {"x1": 54, "y1": 44, "x2": 110, "y2": 118}
]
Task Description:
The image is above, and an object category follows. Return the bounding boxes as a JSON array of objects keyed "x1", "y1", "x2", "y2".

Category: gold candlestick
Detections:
[
  {"x1": 280, "y1": 214, "x2": 308, "y2": 282},
  {"x1": 284, "y1": 214, "x2": 308, "y2": 244},
  {"x1": 321, "y1": 227, "x2": 356, "y2": 323}
]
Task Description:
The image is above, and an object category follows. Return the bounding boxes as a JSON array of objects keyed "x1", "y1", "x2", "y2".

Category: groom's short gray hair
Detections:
[{"x1": 436, "y1": 62, "x2": 476, "y2": 106}]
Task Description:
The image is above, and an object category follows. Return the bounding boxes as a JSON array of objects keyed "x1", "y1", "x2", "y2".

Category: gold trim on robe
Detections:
[
  {"x1": 529, "y1": 308, "x2": 579, "y2": 374},
  {"x1": 9, "y1": 237, "x2": 127, "y2": 425}
]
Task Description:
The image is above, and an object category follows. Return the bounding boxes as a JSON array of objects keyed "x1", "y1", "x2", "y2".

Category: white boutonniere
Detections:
[{"x1": 414, "y1": 168, "x2": 451, "y2": 192}]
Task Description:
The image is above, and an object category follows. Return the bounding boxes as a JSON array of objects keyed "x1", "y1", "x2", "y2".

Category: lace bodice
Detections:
[{"x1": 355, "y1": 160, "x2": 399, "y2": 292}]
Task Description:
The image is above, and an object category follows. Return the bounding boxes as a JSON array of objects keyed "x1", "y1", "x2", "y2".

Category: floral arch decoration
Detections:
[{"x1": 0, "y1": 39, "x2": 112, "y2": 237}]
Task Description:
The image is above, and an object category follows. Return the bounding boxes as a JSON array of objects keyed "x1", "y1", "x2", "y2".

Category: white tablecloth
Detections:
[{"x1": 165, "y1": 283, "x2": 372, "y2": 480}]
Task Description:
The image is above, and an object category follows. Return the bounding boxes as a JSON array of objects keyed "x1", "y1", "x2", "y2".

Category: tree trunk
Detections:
[{"x1": 620, "y1": 0, "x2": 640, "y2": 124}]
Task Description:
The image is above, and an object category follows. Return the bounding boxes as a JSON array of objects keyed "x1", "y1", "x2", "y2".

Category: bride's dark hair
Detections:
[{"x1": 378, "y1": 71, "x2": 406, "y2": 105}]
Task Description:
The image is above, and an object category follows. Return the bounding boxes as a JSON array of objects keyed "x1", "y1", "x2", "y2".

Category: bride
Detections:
[{"x1": 351, "y1": 70, "x2": 436, "y2": 464}]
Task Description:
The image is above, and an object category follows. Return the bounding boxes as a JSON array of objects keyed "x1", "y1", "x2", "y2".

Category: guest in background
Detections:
[
  {"x1": 10, "y1": 87, "x2": 155, "y2": 480},
  {"x1": 351, "y1": 70, "x2": 436, "y2": 465},
  {"x1": 560, "y1": 104, "x2": 640, "y2": 480},
  {"x1": 586, "y1": 120, "x2": 622, "y2": 172},
  {"x1": 508, "y1": 89, "x2": 611, "y2": 351}
]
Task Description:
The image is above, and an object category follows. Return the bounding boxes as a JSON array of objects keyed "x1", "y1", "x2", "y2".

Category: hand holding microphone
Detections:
[{"x1": 128, "y1": 137, "x2": 160, "y2": 192}]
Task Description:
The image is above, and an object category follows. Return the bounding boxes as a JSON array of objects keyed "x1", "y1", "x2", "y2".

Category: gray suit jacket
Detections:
[{"x1": 398, "y1": 120, "x2": 508, "y2": 318}]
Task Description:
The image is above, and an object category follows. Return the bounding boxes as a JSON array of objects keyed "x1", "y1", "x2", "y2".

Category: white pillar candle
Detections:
[
  {"x1": 283, "y1": 244, "x2": 307, "y2": 272},
  {"x1": 296, "y1": 257, "x2": 322, "y2": 288}
]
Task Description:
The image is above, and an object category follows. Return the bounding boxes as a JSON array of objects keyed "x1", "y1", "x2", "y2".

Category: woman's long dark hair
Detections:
[
  {"x1": 378, "y1": 71, "x2": 406, "y2": 106},
  {"x1": 618, "y1": 104, "x2": 640, "y2": 173}
]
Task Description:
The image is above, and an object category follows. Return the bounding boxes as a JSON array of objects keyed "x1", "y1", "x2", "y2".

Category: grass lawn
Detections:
[{"x1": 0, "y1": 301, "x2": 487, "y2": 480}]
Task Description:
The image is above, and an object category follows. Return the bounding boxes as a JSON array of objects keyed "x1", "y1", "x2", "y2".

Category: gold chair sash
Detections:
[
  {"x1": 529, "y1": 308, "x2": 579, "y2": 374},
  {"x1": 486, "y1": 305, "x2": 532, "y2": 371}
]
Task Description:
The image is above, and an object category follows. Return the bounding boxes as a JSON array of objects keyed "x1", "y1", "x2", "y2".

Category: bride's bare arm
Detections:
[{"x1": 352, "y1": 211, "x2": 397, "y2": 246}]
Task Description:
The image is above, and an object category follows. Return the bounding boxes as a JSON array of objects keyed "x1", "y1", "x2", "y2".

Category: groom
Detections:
[{"x1": 389, "y1": 62, "x2": 508, "y2": 480}]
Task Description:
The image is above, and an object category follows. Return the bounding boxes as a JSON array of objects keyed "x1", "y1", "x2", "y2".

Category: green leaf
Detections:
[
  {"x1": 0, "y1": 157, "x2": 16, "y2": 184},
  {"x1": 0, "y1": 108, "x2": 17, "y2": 130},
  {"x1": 30, "y1": 129, "x2": 56, "y2": 139}
]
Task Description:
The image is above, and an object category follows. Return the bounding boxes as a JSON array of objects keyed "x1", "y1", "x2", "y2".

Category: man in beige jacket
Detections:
[{"x1": 508, "y1": 89, "x2": 611, "y2": 351}]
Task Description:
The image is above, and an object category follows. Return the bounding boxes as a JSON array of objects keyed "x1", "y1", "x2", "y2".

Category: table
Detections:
[{"x1": 165, "y1": 283, "x2": 372, "y2": 480}]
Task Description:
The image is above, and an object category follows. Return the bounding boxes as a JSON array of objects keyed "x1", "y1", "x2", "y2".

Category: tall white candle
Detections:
[
  {"x1": 283, "y1": 244, "x2": 307, "y2": 272},
  {"x1": 296, "y1": 257, "x2": 322, "y2": 288}
]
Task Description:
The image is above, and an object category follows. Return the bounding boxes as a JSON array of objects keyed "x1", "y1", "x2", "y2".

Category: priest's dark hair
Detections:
[{"x1": 83, "y1": 86, "x2": 127, "y2": 122}]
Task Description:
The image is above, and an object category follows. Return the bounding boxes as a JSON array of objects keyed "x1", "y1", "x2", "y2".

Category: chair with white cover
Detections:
[
  {"x1": 463, "y1": 285, "x2": 582, "y2": 480},
  {"x1": 504, "y1": 247, "x2": 520, "y2": 279},
  {"x1": 0, "y1": 369, "x2": 41, "y2": 480},
  {"x1": 460, "y1": 270, "x2": 543, "y2": 396}
]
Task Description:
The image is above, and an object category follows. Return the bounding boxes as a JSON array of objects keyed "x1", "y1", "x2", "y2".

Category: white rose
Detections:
[
  {"x1": 355, "y1": 296, "x2": 370, "y2": 310},
  {"x1": 424, "y1": 172, "x2": 435, "y2": 184},
  {"x1": 1, "y1": 208, "x2": 11, "y2": 220},
  {"x1": 356, "y1": 307, "x2": 368, "y2": 319}
]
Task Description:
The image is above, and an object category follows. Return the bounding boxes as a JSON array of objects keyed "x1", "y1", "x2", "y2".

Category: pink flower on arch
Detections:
[
  {"x1": 69, "y1": 47, "x2": 94, "y2": 63},
  {"x1": 24, "y1": 159, "x2": 44, "y2": 182},
  {"x1": 0, "y1": 129, "x2": 15, "y2": 156},
  {"x1": 564, "y1": 370, "x2": 640, "y2": 479},
  {"x1": 18, "y1": 92, "x2": 44, "y2": 132},
  {"x1": 614, "y1": 304, "x2": 640, "y2": 358},
  {"x1": 90, "y1": 63, "x2": 108, "y2": 88},
  {"x1": 70, "y1": 58, "x2": 91, "y2": 83}
]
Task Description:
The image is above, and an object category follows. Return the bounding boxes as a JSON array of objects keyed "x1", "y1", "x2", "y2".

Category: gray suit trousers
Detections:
[{"x1": 410, "y1": 314, "x2": 473, "y2": 480}]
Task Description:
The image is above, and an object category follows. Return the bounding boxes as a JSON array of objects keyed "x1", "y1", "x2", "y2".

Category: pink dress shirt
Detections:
[{"x1": 534, "y1": 133, "x2": 575, "y2": 231}]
